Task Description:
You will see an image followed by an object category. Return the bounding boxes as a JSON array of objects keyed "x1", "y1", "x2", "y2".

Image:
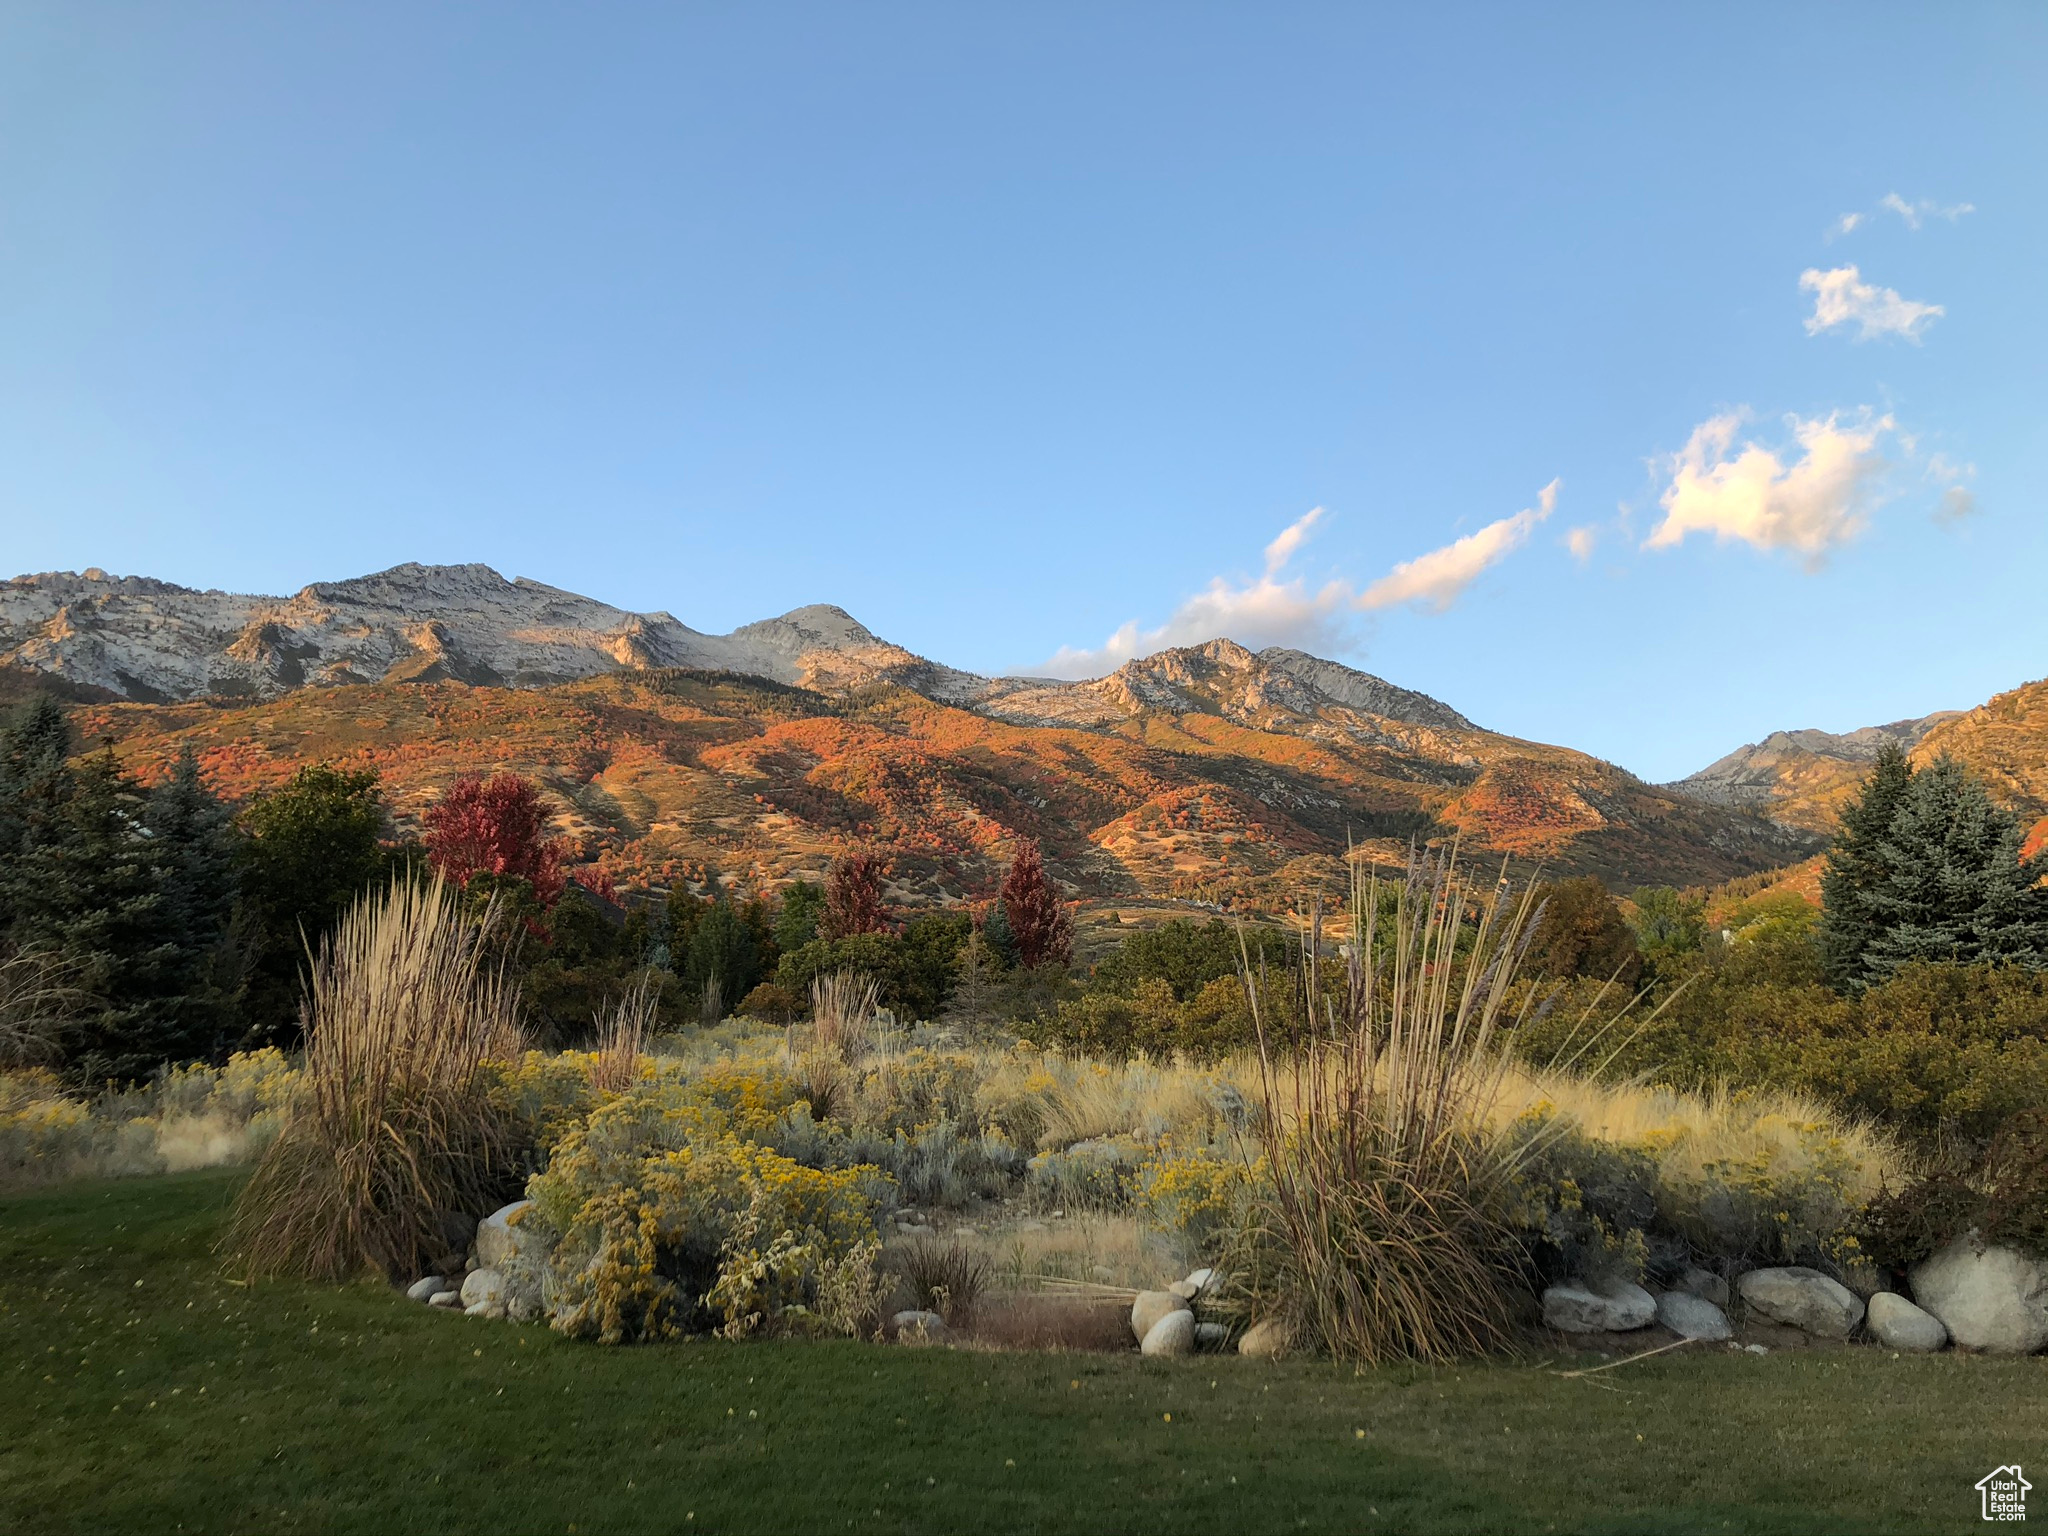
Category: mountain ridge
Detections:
[{"x1": 5, "y1": 562, "x2": 1820, "y2": 898}]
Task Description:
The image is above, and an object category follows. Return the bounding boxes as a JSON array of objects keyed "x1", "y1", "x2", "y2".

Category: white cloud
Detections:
[
  {"x1": 1881, "y1": 192, "x2": 1975, "y2": 230},
  {"x1": 1039, "y1": 482, "x2": 1561, "y2": 677},
  {"x1": 1565, "y1": 526, "x2": 1597, "y2": 563},
  {"x1": 1358, "y1": 481, "x2": 1558, "y2": 611},
  {"x1": 1827, "y1": 211, "x2": 1864, "y2": 240},
  {"x1": 1645, "y1": 411, "x2": 1893, "y2": 564},
  {"x1": 1037, "y1": 507, "x2": 1356, "y2": 678},
  {"x1": 1800, "y1": 266, "x2": 1943, "y2": 341}
]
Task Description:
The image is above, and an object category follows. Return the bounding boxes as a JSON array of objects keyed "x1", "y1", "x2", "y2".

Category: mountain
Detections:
[
  {"x1": 1666, "y1": 711, "x2": 1960, "y2": 834},
  {"x1": 1668, "y1": 679, "x2": 2048, "y2": 882},
  {"x1": 0, "y1": 564, "x2": 947, "y2": 702},
  {"x1": 6, "y1": 563, "x2": 1821, "y2": 901}
]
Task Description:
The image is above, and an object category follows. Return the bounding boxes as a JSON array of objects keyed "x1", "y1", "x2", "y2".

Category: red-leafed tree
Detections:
[
  {"x1": 1001, "y1": 837, "x2": 1072, "y2": 968},
  {"x1": 423, "y1": 773, "x2": 566, "y2": 905},
  {"x1": 822, "y1": 848, "x2": 890, "y2": 939}
]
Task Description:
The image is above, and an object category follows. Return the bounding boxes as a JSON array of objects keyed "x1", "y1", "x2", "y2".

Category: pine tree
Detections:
[
  {"x1": 981, "y1": 899, "x2": 1019, "y2": 969},
  {"x1": 145, "y1": 746, "x2": 247, "y2": 1053},
  {"x1": 1819, "y1": 742, "x2": 1916, "y2": 992},
  {"x1": 1001, "y1": 837, "x2": 1073, "y2": 969},
  {"x1": 1859, "y1": 755, "x2": 2048, "y2": 982}
]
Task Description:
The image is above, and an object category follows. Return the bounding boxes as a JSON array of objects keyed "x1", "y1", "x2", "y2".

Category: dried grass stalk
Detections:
[
  {"x1": 811, "y1": 969, "x2": 879, "y2": 1065},
  {"x1": 0, "y1": 944, "x2": 86, "y2": 1069},
  {"x1": 590, "y1": 972, "x2": 656, "y2": 1095},
  {"x1": 1236, "y1": 845, "x2": 1545, "y2": 1364},
  {"x1": 227, "y1": 875, "x2": 525, "y2": 1281}
]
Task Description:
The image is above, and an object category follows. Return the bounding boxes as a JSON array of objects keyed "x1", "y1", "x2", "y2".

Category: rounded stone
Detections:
[
  {"x1": 1736, "y1": 1267, "x2": 1863, "y2": 1339},
  {"x1": 460, "y1": 1267, "x2": 506, "y2": 1309},
  {"x1": 1543, "y1": 1279, "x2": 1656, "y2": 1333},
  {"x1": 1909, "y1": 1239, "x2": 2048, "y2": 1354},
  {"x1": 405, "y1": 1275, "x2": 448, "y2": 1303},
  {"x1": 1237, "y1": 1317, "x2": 1293, "y2": 1358},
  {"x1": 1655, "y1": 1290, "x2": 1733, "y2": 1340},
  {"x1": 475, "y1": 1201, "x2": 547, "y2": 1270},
  {"x1": 1141, "y1": 1310, "x2": 1196, "y2": 1357},
  {"x1": 1866, "y1": 1291, "x2": 1947, "y2": 1352},
  {"x1": 892, "y1": 1309, "x2": 949, "y2": 1344},
  {"x1": 1130, "y1": 1290, "x2": 1190, "y2": 1343}
]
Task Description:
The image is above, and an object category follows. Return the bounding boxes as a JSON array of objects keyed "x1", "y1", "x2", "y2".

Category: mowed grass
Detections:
[{"x1": 3, "y1": 1174, "x2": 2043, "y2": 1535}]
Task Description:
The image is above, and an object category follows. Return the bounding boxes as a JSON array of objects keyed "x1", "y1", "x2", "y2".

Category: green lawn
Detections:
[{"x1": 2, "y1": 1173, "x2": 2041, "y2": 1535}]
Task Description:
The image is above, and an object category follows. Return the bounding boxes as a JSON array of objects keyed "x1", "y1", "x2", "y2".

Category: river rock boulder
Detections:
[
  {"x1": 460, "y1": 1268, "x2": 506, "y2": 1309},
  {"x1": 892, "y1": 1309, "x2": 950, "y2": 1344},
  {"x1": 1130, "y1": 1290, "x2": 1190, "y2": 1343},
  {"x1": 1866, "y1": 1291, "x2": 1947, "y2": 1352},
  {"x1": 1141, "y1": 1310, "x2": 1196, "y2": 1357},
  {"x1": 1543, "y1": 1279, "x2": 1655, "y2": 1333},
  {"x1": 1736, "y1": 1267, "x2": 1863, "y2": 1338},
  {"x1": 1654, "y1": 1290, "x2": 1732, "y2": 1340},
  {"x1": 1909, "y1": 1238, "x2": 2048, "y2": 1354},
  {"x1": 1238, "y1": 1318, "x2": 1293, "y2": 1358},
  {"x1": 476, "y1": 1201, "x2": 548, "y2": 1269}
]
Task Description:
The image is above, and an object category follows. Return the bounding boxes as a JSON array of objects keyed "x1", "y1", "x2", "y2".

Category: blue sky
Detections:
[{"x1": 3, "y1": 4, "x2": 2042, "y2": 781}]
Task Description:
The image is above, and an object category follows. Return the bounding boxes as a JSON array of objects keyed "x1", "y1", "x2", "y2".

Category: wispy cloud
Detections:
[
  {"x1": 1800, "y1": 266, "x2": 1943, "y2": 341},
  {"x1": 1826, "y1": 211, "x2": 1865, "y2": 241},
  {"x1": 1038, "y1": 483, "x2": 1560, "y2": 677},
  {"x1": 1928, "y1": 453, "x2": 1978, "y2": 525},
  {"x1": 1358, "y1": 481, "x2": 1558, "y2": 611},
  {"x1": 1645, "y1": 411, "x2": 1893, "y2": 565},
  {"x1": 1881, "y1": 192, "x2": 1975, "y2": 230},
  {"x1": 1037, "y1": 508, "x2": 1356, "y2": 677},
  {"x1": 1565, "y1": 526, "x2": 1597, "y2": 563}
]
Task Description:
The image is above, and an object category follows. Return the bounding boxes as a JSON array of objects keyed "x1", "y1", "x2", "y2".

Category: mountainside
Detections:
[
  {"x1": 9, "y1": 563, "x2": 1820, "y2": 901},
  {"x1": 1670, "y1": 682, "x2": 2048, "y2": 851},
  {"x1": 1667, "y1": 711, "x2": 1960, "y2": 834},
  {"x1": 0, "y1": 564, "x2": 948, "y2": 702}
]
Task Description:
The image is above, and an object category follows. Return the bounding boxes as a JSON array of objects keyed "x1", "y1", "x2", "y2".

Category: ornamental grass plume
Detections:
[
  {"x1": 1233, "y1": 846, "x2": 1547, "y2": 1365},
  {"x1": 590, "y1": 972, "x2": 657, "y2": 1096},
  {"x1": 227, "y1": 875, "x2": 525, "y2": 1281},
  {"x1": 811, "y1": 969, "x2": 879, "y2": 1065}
]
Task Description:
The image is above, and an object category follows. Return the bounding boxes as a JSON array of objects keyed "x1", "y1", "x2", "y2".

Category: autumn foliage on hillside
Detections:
[{"x1": 424, "y1": 772, "x2": 566, "y2": 904}]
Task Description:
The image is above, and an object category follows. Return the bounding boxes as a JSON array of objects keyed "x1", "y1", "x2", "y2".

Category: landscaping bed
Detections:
[{"x1": 4, "y1": 1171, "x2": 2042, "y2": 1536}]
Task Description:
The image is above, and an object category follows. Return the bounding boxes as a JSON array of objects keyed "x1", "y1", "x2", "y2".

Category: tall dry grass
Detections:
[
  {"x1": 1236, "y1": 848, "x2": 1545, "y2": 1364},
  {"x1": 590, "y1": 973, "x2": 657, "y2": 1095},
  {"x1": 0, "y1": 944, "x2": 85, "y2": 1069},
  {"x1": 811, "y1": 970, "x2": 880, "y2": 1064},
  {"x1": 227, "y1": 876, "x2": 525, "y2": 1281}
]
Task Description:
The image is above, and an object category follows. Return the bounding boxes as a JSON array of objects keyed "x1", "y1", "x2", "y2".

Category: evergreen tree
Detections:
[
  {"x1": 8, "y1": 751, "x2": 182, "y2": 1079},
  {"x1": 1819, "y1": 742, "x2": 1917, "y2": 992},
  {"x1": 981, "y1": 900, "x2": 1019, "y2": 969},
  {"x1": 773, "y1": 881, "x2": 825, "y2": 953},
  {"x1": 238, "y1": 765, "x2": 387, "y2": 1041},
  {"x1": 683, "y1": 899, "x2": 760, "y2": 1014},
  {"x1": 143, "y1": 746, "x2": 247, "y2": 1054},
  {"x1": 1859, "y1": 755, "x2": 2048, "y2": 982}
]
